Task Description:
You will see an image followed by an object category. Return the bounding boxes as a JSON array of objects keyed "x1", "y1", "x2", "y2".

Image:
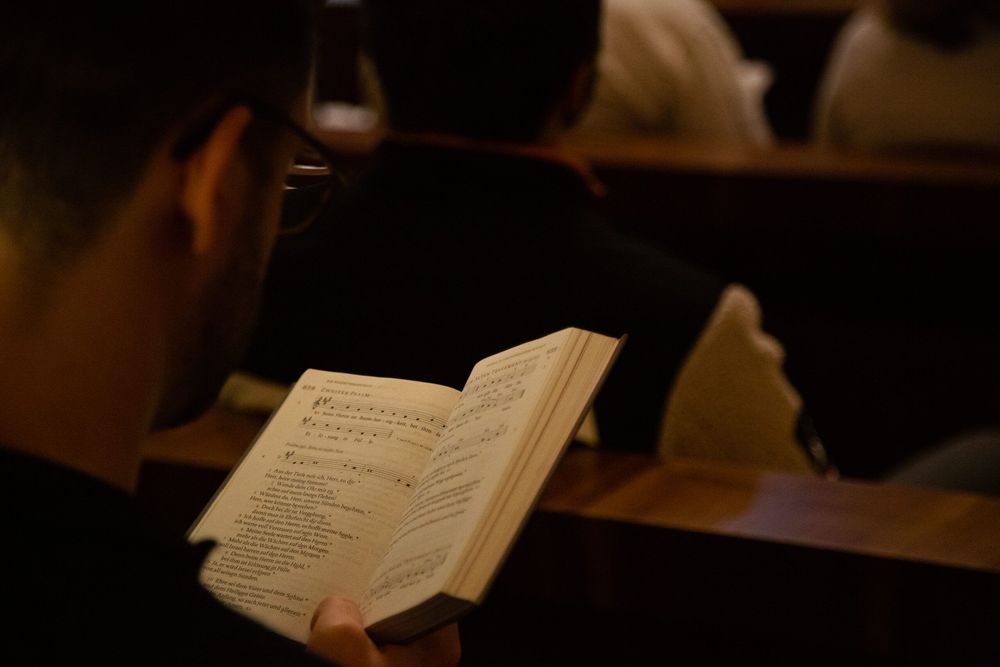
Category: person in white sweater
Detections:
[
  {"x1": 815, "y1": 0, "x2": 1000, "y2": 153},
  {"x1": 575, "y1": 0, "x2": 774, "y2": 145}
]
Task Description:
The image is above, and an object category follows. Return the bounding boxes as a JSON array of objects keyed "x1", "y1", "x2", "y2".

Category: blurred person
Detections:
[
  {"x1": 244, "y1": 0, "x2": 829, "y2": 475},
  {"x1": 815, "y1": 0, "x2": 1000, "y2": 153},
  {"x1": 815, "y1": 0, "x2": 1000, "y2": 494},
  {"x1": 575, "y1": 0, "x2": 774, "y2": 145},
  {"x1": 0, "y1": 3, "x2": 458, "y2": 665},
  {"x1": 889, "y1": 429, "x2": 1000, "y2": 496}
]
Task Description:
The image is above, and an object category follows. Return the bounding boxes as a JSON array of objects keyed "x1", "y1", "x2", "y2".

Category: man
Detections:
[
  {"x1": 0, "y1": 3, "x2": 457, "y2": 665},
  {"x1": 245, "y1": 0, "x2": 828, "y2": 474}
]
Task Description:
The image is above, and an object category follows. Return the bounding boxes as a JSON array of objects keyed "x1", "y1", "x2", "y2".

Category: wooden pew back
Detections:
[
  {"x1": 140, "y1": 413, "x2": 1000, "y2": 664},
  {"x1": 571, "y1": 136, "x2": 1000, "y2": 477}
]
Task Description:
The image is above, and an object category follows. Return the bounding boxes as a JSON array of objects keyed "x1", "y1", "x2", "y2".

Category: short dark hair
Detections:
[
  {"x1": 361, "y1": 0, "x2": 601, "y2": 143},
  {"x1": 0, "y1": 2, "x2": 315, "y2": 262},
  {"x1": 883, "y1": 0, "x2": 1000, "y2": 49}
]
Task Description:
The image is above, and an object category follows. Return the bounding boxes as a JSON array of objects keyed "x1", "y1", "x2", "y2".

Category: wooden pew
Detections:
[
  {"x1": 140, "y1": 407, "x2": 1000, "y2": 664},
  {"x1": 573, "y1": 136, "x2": 1000, "y2": 479},
  {"x1": 479, "y1": 451, "x2": 1000, "y2": 665}
]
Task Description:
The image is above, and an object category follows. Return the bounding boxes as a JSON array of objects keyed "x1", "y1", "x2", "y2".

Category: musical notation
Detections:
[
  {"x1": 463, "y1": 363, "x2": 537, "y2": 396},
  {"x1": 431, "y1": 424, "x2": 509, "y2": 461},
  {"x1": 451, "y1": 388, "x2": 525, "y2": 421},
  {"x1": 299, "y1": 416, "x2": 393, "y2": 439},
  {"x1": 366, "y1": 549, "x2": 449, "y2": 600},
  {"x1": 281, "y1": 450, "x2": 418, "y2": 488},
  {"x1": 311, "y1": 397, "x2": 447, "y2": 430}
]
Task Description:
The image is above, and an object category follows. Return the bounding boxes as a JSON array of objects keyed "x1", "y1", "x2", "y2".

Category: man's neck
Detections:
[
  {"x1": 383, "y1": 130, "x2": 606, "y2": 198},
  {"x1": 0, "y1": 237, "x2": 164, "y2": 493}
]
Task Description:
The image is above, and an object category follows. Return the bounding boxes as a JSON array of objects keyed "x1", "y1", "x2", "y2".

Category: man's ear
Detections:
[{"x1": 179, "y1": 106, "x2": 254, "y2": 257}]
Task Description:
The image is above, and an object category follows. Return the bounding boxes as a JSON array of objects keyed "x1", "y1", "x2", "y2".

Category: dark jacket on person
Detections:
[
  {"x1": 244, "y1": 140, "x2": 724, "y2": 453},
  {"x1": 0, "y1": 448, "x2": 331, "y2": 666}
]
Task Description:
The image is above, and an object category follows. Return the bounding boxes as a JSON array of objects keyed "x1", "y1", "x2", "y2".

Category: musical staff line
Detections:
[
  {"x1": 463, "y1": 363, "x2": 537, "y2": 396},
  {"x1": 432, "y1": 424, "x2": 509, "y2": 461},
  {"x1": 281, "y1": 450, "x2": 417, "y2": 488},
  {"x1": 451, "y1": 388, "x2": 525, "y2": 421},
  {"x1": 311, "y1": 397, "x2": 447, "y2": 429},
  {"x1": 365, "y1": 548, "x2": 449, "y2": 600},
  {"x1": 299, "y1": 416, "x2": 393, "y2": 439}
]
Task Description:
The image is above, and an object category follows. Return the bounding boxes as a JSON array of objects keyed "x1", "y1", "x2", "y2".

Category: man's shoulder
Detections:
[
  {"x1": 565, "y1": 208, "x2": 726, "y2": 317},
  {"x1": 0, "y1": 450, "x2": 327, "y2": 666},
  {"x1": 2, "y1": 530, "x2": 328, "y2": 665},
  {"x1": 327, "y1": 158, "x2": 727, "y2": 322}
]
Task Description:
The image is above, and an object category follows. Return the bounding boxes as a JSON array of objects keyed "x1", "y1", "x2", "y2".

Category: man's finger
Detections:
[
  {"x1": 307, "y1": 597, "x2": 376, "y2": 666},
  {"x1": 310, "y1": 596, "x2": 365, "y2": 631}
]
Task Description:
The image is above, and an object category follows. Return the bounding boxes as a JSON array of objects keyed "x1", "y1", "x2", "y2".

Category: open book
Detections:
[{"x1": 189, "y1": 328, "x2": 622, "y2": 643}]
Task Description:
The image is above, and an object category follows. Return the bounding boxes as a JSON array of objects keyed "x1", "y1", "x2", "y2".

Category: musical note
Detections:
[
  {"x1": 431, "y1": 424, "x2": 509, "y2": 461},
  {"x1": 281, "y1": 450, "x2": 418, "y2": 488},
  {"x1": 310, "y1": 397, "x2": 447, "y2": 429},
  {"x1": 450, "y1": 388, "x2": 525, "y2": 421},
  {"x1": 463, "y1": 363, "x2": 537, "y2": 396},
  {"x1": 365, "y1": 548, "x2": 449, "y2": 601},
  {"x1": 299, "y1": 416, "x2": 393, "y2": 439}
]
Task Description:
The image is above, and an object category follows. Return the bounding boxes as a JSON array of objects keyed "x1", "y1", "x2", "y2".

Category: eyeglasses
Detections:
[
  {"x1": 250, "y1": 101, "x2": 344, "y2": 236},
  {"x1": 173, "y1": 97, "x2": 344, "y2": 236}
]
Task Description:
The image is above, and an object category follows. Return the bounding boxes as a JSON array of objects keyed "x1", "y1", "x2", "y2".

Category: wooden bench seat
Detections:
[{"x1": 140, "y1": 406, "x2": 1000, "y2": 664}]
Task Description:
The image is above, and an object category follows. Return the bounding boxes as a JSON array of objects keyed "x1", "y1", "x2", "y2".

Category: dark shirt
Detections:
[
  {"x1": 0, "y1": 447, "x2": 331, "y2": 666},
  {"x1": 244, "y1": 141, "x2": 723, "y2": 452}
]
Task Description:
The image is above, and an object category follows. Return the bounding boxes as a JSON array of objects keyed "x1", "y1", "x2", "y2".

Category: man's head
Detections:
[
  {"x1": 0, "y1": 2, "x2": 315, "y2": 429},
  {"x1": 361, "y1": 0, "x2": 601, "y2": 144}
]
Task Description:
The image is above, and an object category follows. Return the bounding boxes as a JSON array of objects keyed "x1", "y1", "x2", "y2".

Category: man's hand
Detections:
[{"x1": 307, "y1": 596, "x2": 461, "y2": 667}]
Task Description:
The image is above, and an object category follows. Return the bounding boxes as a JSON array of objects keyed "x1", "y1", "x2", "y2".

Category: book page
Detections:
[
  {"x1": 189, "y1": 370, "x2": 460, "y2": 642},
  {"x1": 451, "y1": 330, "x2": 621, "y2": 597},
  {"x1": 359, "y1": 330, "x2": 574, "y2": 624}
]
